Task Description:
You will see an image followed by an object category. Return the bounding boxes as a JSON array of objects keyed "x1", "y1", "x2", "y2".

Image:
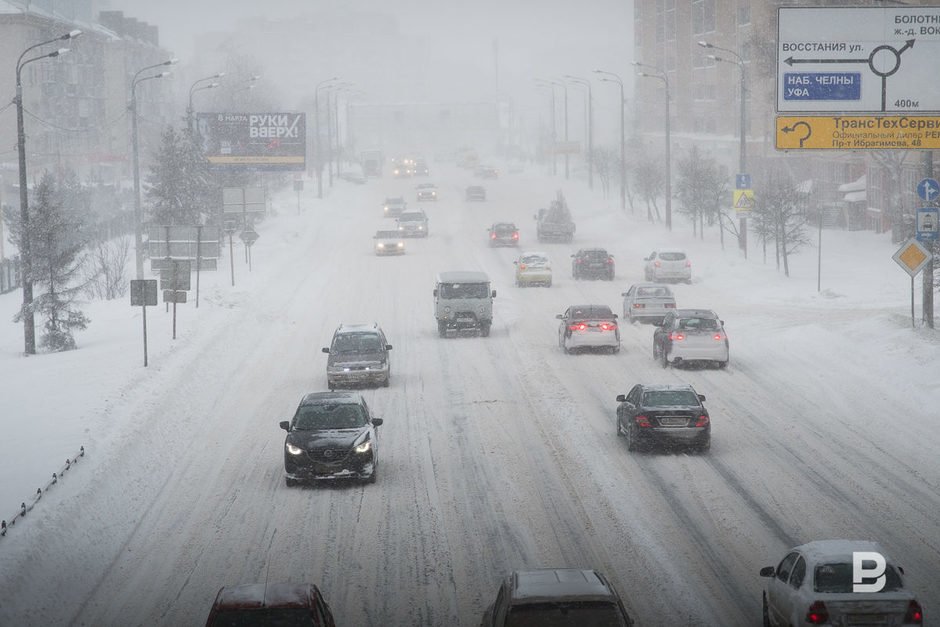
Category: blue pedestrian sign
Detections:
[
  {"x1": 735, "y1": 173, "x2": 751, "y2": 190},
  {"x1": 916, "y1": 207, "x2": 939, "y2": 241},
  {"x1": 916, "y1": 178, "x2": 940, "y2": 203}
]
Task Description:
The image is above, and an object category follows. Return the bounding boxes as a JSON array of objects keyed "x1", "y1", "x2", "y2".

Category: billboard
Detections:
[{"x1": 196, "y1": 112, "x2": 306, "y2": 171}]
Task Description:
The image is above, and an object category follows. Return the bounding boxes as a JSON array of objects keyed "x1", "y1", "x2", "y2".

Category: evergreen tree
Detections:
[
  {"x1": 146, "y1": 125, "x2": 215, "y2": 225},
  {"x1": 3, "y1": 171, "x2": 91, "y2": 351}
]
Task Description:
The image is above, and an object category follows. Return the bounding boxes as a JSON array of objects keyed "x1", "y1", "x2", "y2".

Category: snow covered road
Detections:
[{"x1": 1, "y1": 165, "x2": 937, "y2": 626}]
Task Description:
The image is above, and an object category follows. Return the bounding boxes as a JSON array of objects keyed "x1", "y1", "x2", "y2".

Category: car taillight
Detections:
[
  {"x1": 664, "y1": 303, "x2": 675, "y2": 308},
  {"x1": 491, "y1": 232, "x2": 497, "y2": 239},
  {"x1": 635, "y1": 415, "x2": 652, "y2": 428},
  {"x1": 654, "y1": 260, "x2": 661, "y2": 267},
  {"x1": 512, "y1": 232, "x2": 519, "y2": 239},
  {"x1": 905, "y1": 600, "x2": 924, "y2": 624},
  {"x1": 607, "y1": 258, "x2": 614, "y2": 264},
  {"x1": 519, "y1": 263, "x2": 527, "y2": 270},
  {"x1": 669, "y1": 332, "x2": 685, "y2": 341},
  {"x1": 685, "y1": 260, "x2": 692, "y2": 267},
  {"x1": 600, "y1": 322, "x2": 617, "y2": 331},
  {"x1": 575, "y1": 258, "x2": 582, "y2": 263},
  {"x1": 569, "y1": 323, "x2": 587, "y2": 331},
  {"x1": 806, "y1": 601, "x2": 829, "y2": 625},
  {"x1": 694, "y1": 415, "x2": 709, "y2": 427},
  {"x1": 633, "y1": 303, "x2": 645, "y2": 309},
  {"x1": 713, "y1": 333, "x2": 724, "y2": 341}
]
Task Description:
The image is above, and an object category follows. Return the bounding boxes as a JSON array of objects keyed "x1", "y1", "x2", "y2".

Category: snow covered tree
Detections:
[
  {"x1": 3, "y1": 171, "x2": 91, "y2": 351},
  {"x1": 753, "y1": 169, "x2": 810, "y2": 277},
  {"x1": 589, "y1": 146, "x2": 618, "y2": 200},
  {"x1": 675, "y1": 145, "x2": 728, "y2": 239},
  {"x1": 146, "y1": 125, "x2": 216, "y2": 225},
  {"x1": 634, "y1": 154, "x2": 664, "y2": 223}
]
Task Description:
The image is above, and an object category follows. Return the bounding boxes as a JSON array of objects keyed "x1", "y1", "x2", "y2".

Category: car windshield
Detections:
[
  {"x1": 642, "y1": 390, "x2": 700, "y2": 407},
  {"x1": 570, "y1": 307, "x2": 613, "y2": 320},
  {"x1": 659, "y1": 251, "x2": 686, "y2": 261},
  {"x1": 439, "y1": 282, "x2": 490, "y2": 299},
  {"x1": 494, "y1": 224, "x2": 516, "y2": 234},
  {"x1": 637, "y1": 287, "x2": 671, "y2": 298},
  {"x1": 814, "y1": 563, "x2": 904, "y2": 593},
  {"x1": 293, "y1": 403, "x2": 366, "y2": 430},
  {"x1": 505, "y1": 602, "x2": 628, "y2": 627},
  {"x1": 332, "y1": 333, "x2": 383, "y2": 354},
  {"x1": 209, "y1": 608, "x2": 316, "y2": 626},
  {"x1": 400, "y1": 213, "x2": 424, "y2": 221},
  {"x1": 521, "y1": 255, "x2": 548, "y2": 266},
  {"x1": 582, "y1": 250, "x2": 608, "y2": 260},
  {"x1": 677, "y1": 317, "x2": 719, "y2": 331}
]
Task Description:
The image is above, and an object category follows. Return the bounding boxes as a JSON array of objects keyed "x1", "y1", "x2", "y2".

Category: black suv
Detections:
[
  {"x1": 322, "y1": 323, "x2": 392, "y2": 389},
  {"x1": 279, "y1": 392, "x2": 383, "y2": 485},
  {"x1": 615, "y1": 384, "x2": 710, "y2": 452},
  {"x1": 572, "y1": 248, "x2": 615, "y2": 280},
  {"x1": 480, "y1": 569, "x2": 634, "y2": 626}
]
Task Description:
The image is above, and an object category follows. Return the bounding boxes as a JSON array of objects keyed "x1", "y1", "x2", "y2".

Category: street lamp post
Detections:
[
  {"x1": 535, "y1": 79, "x2": 559, "y2": 176},
  {"x1": 15, "y1": 29, "x2": 81, "y2": 355},
  {"x1": 634, "y1": 63, "x2": 672, "y2": 230},
  {"x1": 188, "y1": 72, "x2": 224, "y2": 134},
  {"x1": 594, "y1": 69, "x2": 625, "y2": 211},
  {"x1": 131, "y1": 59, "x2": 177, "y2": 280},
  {"x1": 699, "y1": 40, "x2": 748, "y2": 258},
  {"x1": 564, "y1": 75, "x2": 593, "y2": 190},
  {"x1": 314, "y1": 77, "x2": 338, "y2": 199}
]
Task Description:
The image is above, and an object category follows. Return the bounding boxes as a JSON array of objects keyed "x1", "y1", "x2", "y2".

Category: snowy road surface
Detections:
[{"x1": 0, "y1": 165, "x2": 937, "y2": 626}]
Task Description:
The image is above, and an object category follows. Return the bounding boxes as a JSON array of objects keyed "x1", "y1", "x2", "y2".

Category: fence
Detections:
[
  {"x1": 1, "y1": 446, "x2": 85, "y2": 539},
  {"x1": 0, "y1": 257, "x2": 20, "y2": 294}
]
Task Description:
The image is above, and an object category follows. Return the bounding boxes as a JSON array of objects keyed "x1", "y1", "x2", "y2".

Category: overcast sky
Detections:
[{"x1": 104, "y1": 0, "x2": 634, "y2": 128}]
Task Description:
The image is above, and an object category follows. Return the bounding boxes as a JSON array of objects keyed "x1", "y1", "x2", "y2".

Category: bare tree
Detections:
[
  {"x1": 589, "y1": 146, "x2": 618, "y2": 200},
  {"x1": 85, "y1": 236, "x2": 130, "y2": 301},
  {"x1": 634, "y1": 157, "x2": 664, "y2": 223},
  {"x1": 753, "y1": 168, "x2": 810, "y2": 277},
  {"x1": 675, "y1": 145, "x2": 728, "y2": 239}
]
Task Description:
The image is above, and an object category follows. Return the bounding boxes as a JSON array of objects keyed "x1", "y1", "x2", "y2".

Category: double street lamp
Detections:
[
  {"x1": 698, "y1": 40, "x2": 748, "y2": 258},
  {"x1": 314, "y1": 77, "x2": 339, "y2": 198},
  {"x1": 131, "y1": 58, "x2": 177, "y2": 280},
  {"x1": 188, "y1": 72, "x2": 224, "y2": 133},
  {"x1": 564, "y1": 75, "x2": 593, "y2": 190},
  {"x1": 536, "y1": 78, "x2": 568, "y2": 178},
  {"x1": 634, "y1": 62, "x2": 672, "y2": 231},
  {"x1": 534, "y1": 80, "x2": 557, "y2": 176},
  {"x1": 14, "y1": 29, "x2": 81, "y2": 355},
  {"x1": 594, "y1": 69, "x2": 625, "y2": 211}
]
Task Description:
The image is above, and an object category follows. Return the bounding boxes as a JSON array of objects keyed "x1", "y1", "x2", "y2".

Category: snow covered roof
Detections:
[
  {"x1": 437, "y1": 271, "x2": 489, "y2": 283},
  {"x1": 838, "y1": 174, "x2": 866, "y2": 193},
  {"x1": 795, "y1": 539, "x2": 889, "y2": 564},
  {"x1": 844, "y1": 190, "x2": 867, "y2": 203}
]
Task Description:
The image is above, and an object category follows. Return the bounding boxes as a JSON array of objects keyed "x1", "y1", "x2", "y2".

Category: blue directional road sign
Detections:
[
  {"x1": 782, "y1": 73, "x2": 861, "y2": 101},
  {"x1": 916, "y1": 178, "x2": 940, "y2": 203},
  {"x1": 916, "y1": 207, "x2": 939, "y2": 242},
  {"x1": 735, "y1": 174, "x2": 751, "y2": 190}
]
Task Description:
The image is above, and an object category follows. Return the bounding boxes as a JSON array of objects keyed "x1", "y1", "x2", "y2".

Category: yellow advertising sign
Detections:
[{"x1": 776, "y1": 116, "x2": 940, "y2": 150}]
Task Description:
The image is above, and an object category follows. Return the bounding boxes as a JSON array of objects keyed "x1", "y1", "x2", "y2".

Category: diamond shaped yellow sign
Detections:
[{"x1": 892, "y1": 239, "x2": 932, "y2": 277}]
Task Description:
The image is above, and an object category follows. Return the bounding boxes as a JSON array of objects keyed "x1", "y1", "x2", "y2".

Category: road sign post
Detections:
[
  {"x1": 892, "y1": 238, "x2": 932, "y2": 328},
  {"x1": 239, "y1": 228, "x2": 260, "y2": 272},
  {"x1": 130, "y1": 279, "x2": 158, "y2": 367}
]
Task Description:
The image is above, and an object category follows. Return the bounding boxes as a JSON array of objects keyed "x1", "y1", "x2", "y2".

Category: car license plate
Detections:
[
  {"x1": 659, "y1": 417, "x2": 689, "y2": 427},
  {"x1": 846, "y1": 616, "x2": 888, "y2": 626}
]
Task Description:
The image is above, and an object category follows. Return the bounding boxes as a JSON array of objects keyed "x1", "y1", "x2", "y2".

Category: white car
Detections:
[
  {"x1": 653, "y1": 309, "x2": 729, "y2": 369},
  {"x1": 621, "y1": 282, "x2": 676, "y2": 324},
  {"x1": 760, "y1": 540, "x2": 923, "y2": 627},
  {"x1": 416, "y1": 183, "x2": 437, "y2": 201},
  {"x1": 396, "y1": 210, "x2": 429, "y2": 237},
  {"x1": 644, "y1": 248, "x2": 692, "y2": 283},
  {"x1": 514, "y1": 251, "x2": 552, "y2": 287},
  {"x1": 373, "y1": 230, "x2": 405, "y2": 256},
  {"x1": 556, "y1": 305, "x2": 620, "y2": 354}
]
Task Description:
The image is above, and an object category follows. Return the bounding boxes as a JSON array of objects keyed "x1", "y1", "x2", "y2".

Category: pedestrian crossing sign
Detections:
[{"x1": 733, "y1": 189, "x2": 755, "y2": 216}]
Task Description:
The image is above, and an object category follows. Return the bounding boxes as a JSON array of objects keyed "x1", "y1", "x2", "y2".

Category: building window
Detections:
[
  {"x1": 737, "y1": 4, "x2": 751, "y2": 26},
  {"x1": 693, "y1": 0, "x2": 716, "y2": 35}
]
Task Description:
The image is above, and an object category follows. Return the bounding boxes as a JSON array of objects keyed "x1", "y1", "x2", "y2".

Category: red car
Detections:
[{"x1": 205, "y1": 582, "x2": 336, "y2": 626}]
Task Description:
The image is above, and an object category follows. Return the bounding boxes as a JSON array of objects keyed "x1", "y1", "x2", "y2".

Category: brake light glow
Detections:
[
  {"x1": 599, "y1": 322, "x2": 617, "y2": 331},
  {"x1": 905, "y1": 600, "x2": 924, "y2": 624},
  {"x1": 635, "y1": 415, "x2": 652, "y2": 428},
  {"x1": 491, "y1": 232, "x2": 497, "y2": 239},
  {"x1": 607, "y1": 258, "x2": 614, "y2": 264},
  {"x1": 519, "y1": 263, "x2": 527, "y2": 270},
  {"x1": 633, "y1": 303, "x2": 645, "y2": 309},
  {"x1": 670, "y1": 332, "x2": 685, "y2": 341},
  {"x1": 713, "y1": 333, "x2": 724, "y2": 341},
  {"x1": 694, "y1": 415, "x2": 709, "y2": 427},
  {"x1": 806, "y1": 601, "x2": 829, "y2": 625},
  {"x1": 512, "y1": 232, "x2": 519, "y2": 239},
  {"x1": 569, "y1": 323, "x2": 587, "y2": 331},
  {"x1": 654, "y1": 260, "x2": 661, "y2": 267},
  {"x1": 685, "y1": 260, "x2": 692, "y2": 267}
]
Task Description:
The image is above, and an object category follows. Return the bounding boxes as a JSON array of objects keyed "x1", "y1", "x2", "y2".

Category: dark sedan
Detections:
[
  {"x1": 572, "y1": 248, "x2": 615, "y2": 280},
  {"x1": 615, "y1": 384, "x2": 710, "y2": 452},
  {"x1": 279, "y1": 392, "x2": 383, "y2": 485}
]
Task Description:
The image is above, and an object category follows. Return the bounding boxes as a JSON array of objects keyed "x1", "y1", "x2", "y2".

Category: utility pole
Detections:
[{"x1": 924, "y1": 150, "x2": 935, "y2": 328}]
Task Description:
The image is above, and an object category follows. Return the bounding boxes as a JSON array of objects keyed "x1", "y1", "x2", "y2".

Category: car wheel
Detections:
[
  {"x1": 616, "y1": 417, "x2": 624, "y2": 437},
  {"x1": 762, "y1": 593, "x2": 771, "y2": 627},
  {"x1": 382, "y1": 374, "x2": 390, "y2": 387},
  {"x1": 717, "y1": 360, "x2": 729, "y2": 370},
  {"x1": 480, "y1": 324, "x2": 491, "y2": 337},
  {"x1": 438, "y1": 321, "x2": 447, "y2": 338},
  {"x1": 612, "y1": 345, "x2": 620, "y2": 354},
  {"x1": 695, "y1": 437, "x2": 711, "y2": 454},
  {"x1": 545, "y1": 280, "x2": 552, "y2": 288},
  {"x1": 285, "y1": 476, "x2": 298, "y2": 487},
  {"x1": 661, "y1": 351, "x2": 669, "y2": 368},
  {"x1": 652, "y1": 342, "x2": 661, "y2": 359},
  {"x1": 626, "y1": 425, "x2": 638, "y2": 452},
  {"x1": 367, "y1": 463, "x2": 378, "y2": 484}
]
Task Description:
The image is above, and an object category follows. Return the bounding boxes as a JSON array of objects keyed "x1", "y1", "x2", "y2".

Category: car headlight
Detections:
[
  {"x1": 397, "y1": 242, "x2": 404, "y2": 247},
  {"x1": 286, "y1": 442, "x2": 303, "y2": 455},
  {"x1": 377, "y1": 243, "x2": 385, "y2": 248},
  {"x1": 418, "y1": 225, "x2": 424, "y2": 230},
  {"x1": 355, "y1": 439, "x2": 372, "y2": 454},
  {"x1": 398, "y1": 226, "x2": 404, "y2": 230}
]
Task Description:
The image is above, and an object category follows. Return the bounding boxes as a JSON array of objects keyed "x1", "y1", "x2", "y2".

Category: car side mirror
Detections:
[
  {"x1": 385, "y1": 344, "x2": 393, "y2": 350},
  {"x1": 491, "y1": 290, "x2": 497, "y2": 298},
  {"x1": 759, "y1": 567, "x2": 775, "y2": 578},
  {"x1": 698, "y1": 394, "x2": 706, "y2": 402},
  {"x1": 616, "y1": 394, "x2": 626, "y2": 402},
  {"x1": 570, "y1": 254, "x2": 575, "y2": 258},
  {"x1": 720, "y1": 320, "x2": 725, "y2": 326},
  {"x1": 621, "y1": 292, "x2": 627, "y2": 297},
  {"x1": 321, "y1": 347, "x2": 330, "y2": 353},
  {"x1": 555, "y1": 314, "x2": 564, "y2": 320},
  {"x1": 372, "y1": 417, "x2": 384, "y2": 427},
  {"x1": 433, "y1": 288, "x2": 438, "y2": 297},
  {"x1": 279, "y1": 420, "x2": 291, "y2": 432},
  {"x1": 613, "y1": 313, "x2": 618, "y2": 319},
  {"x1": 513, "y1": 261, "x2": 518, "y2": 265}
]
